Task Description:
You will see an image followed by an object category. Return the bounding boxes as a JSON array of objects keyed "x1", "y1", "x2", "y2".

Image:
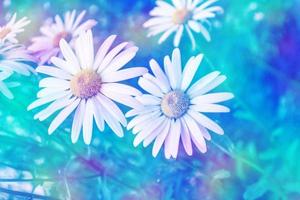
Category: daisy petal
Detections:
[
  {"x1": 152, "y1": 118, "x2": 171, "y2": 157},
  {"x1": 71, "y1": 99, "x2": 85, "y2": 143},
  {"x1": 48, "y1": 98, "x2": 80, "y2": 135},
  {"x1": 188, "y1": 109, "x2": 224, "y2": 135}
]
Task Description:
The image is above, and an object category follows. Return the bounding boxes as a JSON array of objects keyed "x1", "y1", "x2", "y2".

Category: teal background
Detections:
[{"x1": 0, "y1": 0, "x2": 299, "y2": 199}]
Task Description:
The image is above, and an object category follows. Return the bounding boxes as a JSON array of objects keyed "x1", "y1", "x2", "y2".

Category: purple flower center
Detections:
[
  {"x1": 53, "y1": 31, "x2": 72, "y2": 47},
  {"x1": 161, "y1": 90, "x2": 190, "y2": 118},
  {"x1": 70, "y1": 70, "x2": 102, "y2": 99}
]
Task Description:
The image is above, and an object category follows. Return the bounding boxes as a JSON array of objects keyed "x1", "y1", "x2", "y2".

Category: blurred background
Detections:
[{"x1": 0, "y1": 0, "x2": 299, "y2": 199}]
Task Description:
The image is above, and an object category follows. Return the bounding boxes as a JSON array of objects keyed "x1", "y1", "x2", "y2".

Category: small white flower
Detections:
[
  {"x1": 28, "y1": 10, "x2": 97, "y2": 64},
  {"x1": 0, "y1": 13, "x2": 30, "y2": 43},
  {"x1": 144, "y1": 0, "x2": 223, "y2": 49},
  {"x1": 28, "y1": 30, "x2": 147, "y2": 145},
  {"x1": 127, "y1": 48, "x2": 233, "y2": 159}
]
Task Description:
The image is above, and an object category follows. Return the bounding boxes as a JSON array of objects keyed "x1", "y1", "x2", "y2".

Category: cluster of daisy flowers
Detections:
[{"x1": 2, "y1": 0, "x2": 233, "y2": 159}]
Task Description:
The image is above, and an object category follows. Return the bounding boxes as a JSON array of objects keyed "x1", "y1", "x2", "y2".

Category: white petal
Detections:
[
  {"x1": 143, "y1": 119, "x2": 168, "y2": 147},
  {"x1": 48, "y1": 98, "x2": 80, "y2": 134},
  {"x1": 152, "y1": 118, "x2": 171, "y2": 157},
  {"x1": 101, "y1": 67, "x2": 148, "y2": 83},
  {"x1": 96, "y1": 93, "x2": 127, "y2": 127},
  {"x1": 59, "y1": 39, "x2": 80, "y2": 73},
  {"x1": 165, "y1": 119, "x2": 181, "y2": 158},
  {"x1": 147, "y1": 23, "x2": 174, "y2": 37},
  {"x1": 72, "y1": 10, "x2": 86, "y2": 30},
  {"x1": 125, "y1": 106, "x2": 160, "y2": 118},
  {"x1": 0, "y1": 81, "x2": 13, "y2": 99},
  {"x1": 195, "y1": 0, "x2": 218, "y2": 11},
  {"x1": 158, "y1": 26, "x2": 178, "y2": 44},
  {"x1": 138, "y1": 77, "x2": 163, "y2": 97},
  {"x1": 28, "y1": 91, "x2": 71, "y2": 110},
  {"x1": 132, "y1": 111, "x2": 162, "y2": 134},
  {"x1": 75, "y1": 30, "x2": 94, "y2": 69},
  {"x1": 190, "y1": 75, "x2": 227, "y2": 97},
  {"x1": 127, "y1": 110, "x2": 161, "y2": 130},
  {"x1": 171, "y1": 48, "x2": 182, "y2": 89},
  {"x1": 136, "y1": 94, "x2": 161, "y2": 106},
  {"x1": 198, "y1": 124, "x2": 211, "y2": 140},
  {"x1": 36, "y1": 66, "x2": 72, "y2": 80},
  {"x1": 173, "y1": 25, "x2": 184, "y2": 47},
  {"x1": 191, "y1": 92, "x2": 234, "y2": 104},
  {"x1": 163, "y1": 55, "x2": 177, "y2": 90},
  {"x1": 187, "y1": 71, "x2": 220, "y2": 96},
  {"x1": 186, "y1": 25, "x2": 196, "y2": 50},
  {"x1": 71, "y1": 99, "x2": 85, "y2": 143},
  {"x1": 188, "y1": 109, "x2": 224, "y2": 135},
  {"x1": 39, "y1": 77, "x2": 70, "y2": 89},
  {"x1": 37, "y1": 88, "x2": 69, "y2": 98},
  {"x1": 144, "y1": 17, "x2": 172, "y2": 28},
  {"x1": 97, "y1": 42, "x2": 128, "y2": 73},
  {"x1": 101, "y1": 87, "x2": 142, "y2": 108},
  {"x1": 0, "y1": 60, "x2": 30, "y2": 76},
  {"x1": 93, "y1": 35, "x2": 117, "y2": 70},
  {"x1": 91, "y1": 97, "x2": 104, "y2": 132},
  {"x1": 83, "y1": 99, "x2": 94, "y2": 144},
  {"x1": 164, "y1": 119, "x2": 174, "y2": 159},
  {"x1": 172, "y1": 0, "x2": 183, "y2": 8},
  {"x1": 100, "y1": 105, "x2": 124, "y2": 138},
  {"x1": 133, "y1": 116, "x2": 165, "y2": 147},
  {"x1": 34, "y1": 96, "x2": 75, "y2": 121},
  {"x1": 101, "y1": 83, "x2": 142, "y2": 96},
  {"x1": 183, "y1": 114, "x2": 207, "y2": 153},
  {"x1": 181, "y1": 54, "x2": 203, "y2": 91},
  {"x1": 180, "y1": 118, "x2": 193, "y2": 155},
  {"x1": 102, "y1": 46, "x2": 138, "y2": 73},
  {"x1": 190, "y1": 104, "x2": 230, "y2": 113},
  {"x1": 149, "y1": 59, "x2": 171, "y2": 93},
  {"x1": 50, "y1": 57, "x2": 78, "y2": 75}
]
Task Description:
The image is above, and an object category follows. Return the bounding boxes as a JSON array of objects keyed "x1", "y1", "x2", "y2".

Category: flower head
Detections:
[
  {"x1": 28, "y1": 10, "x2": 97, "y2": 64},
  {"x1": 0, "y1": 13, "x2": 30, "y2": 44},
  {"x1": 144, "y1": 0, "x2": 223, "y2": 49},
  {"x1": 127, "y1": 48, "x2": 233, "y2": 159},
  {"x1": 28, "y1": 30, "x2": 147, "y2": 145}
]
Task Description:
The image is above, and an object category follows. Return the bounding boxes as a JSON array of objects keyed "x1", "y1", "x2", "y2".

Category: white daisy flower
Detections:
[
  {"x1": 28, "y1": 10, "x2": 97, "y2": 64},
  {"x1": 28, "y1": 30, "x2": 147, "y2": 145},
  {"x1": 0, "y1": 13, "x2": 30, "y2": 44},
  {"x1": 144, "y1": 0, "x2": 223, "y2": 49},
  {"x1": 127, "y1": 48, "x2": 233, "y2": 159}
]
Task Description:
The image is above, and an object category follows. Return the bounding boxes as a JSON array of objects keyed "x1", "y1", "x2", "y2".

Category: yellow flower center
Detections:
[
  {"x1": 0, "y1": 27, "x2": 11, "y2": 39},
  {"x1": 70, "y1": 69, "x2": 102, "y2": 99},
  {"x1": 161, "y1": 90, "x2": 190, "y2": 118},
  {"x1": 172, "y1": 9, "x2": 190, "y2": 24}
]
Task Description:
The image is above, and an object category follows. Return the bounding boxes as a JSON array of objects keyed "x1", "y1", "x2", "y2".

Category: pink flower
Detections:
[{"x1": 28, "y1": 10, "x2": 97, "y2": 64}]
